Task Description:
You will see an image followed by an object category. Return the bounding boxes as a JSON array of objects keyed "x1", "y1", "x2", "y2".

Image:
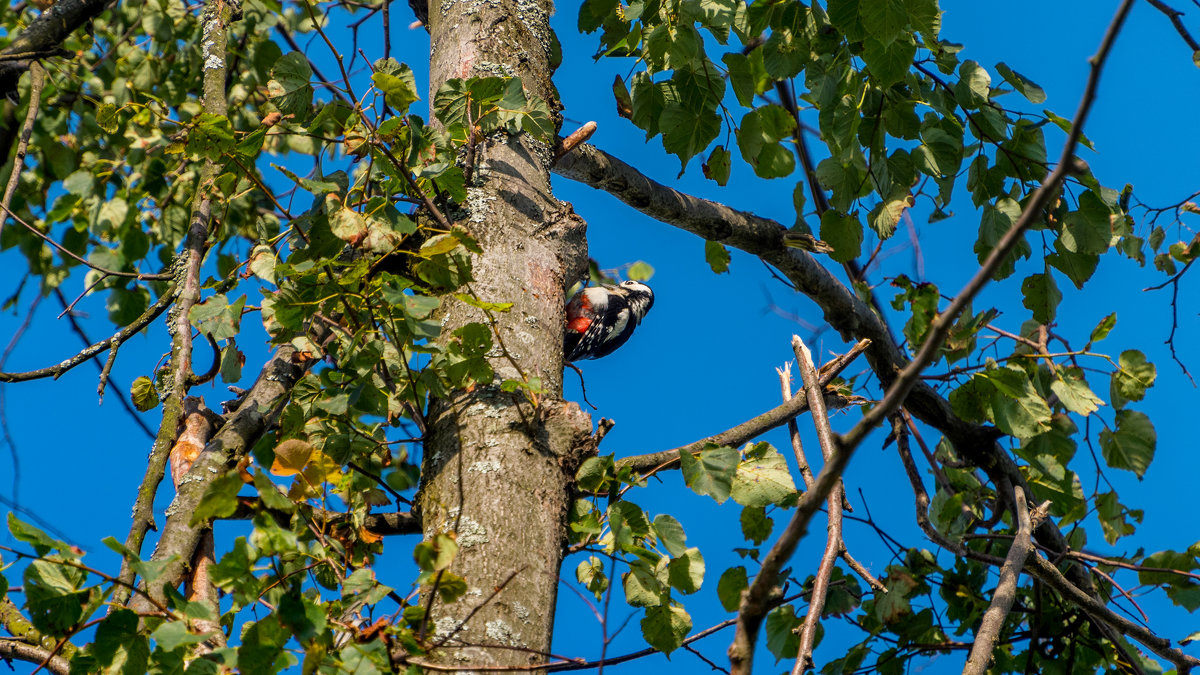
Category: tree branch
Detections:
[
  {"x1": 791, "y1": 336, "x2": 844, "y2": 675},
  {"x1": 0, "y1": 61, "x2": 42, "y2": 242},
  {"x1": 227, "y1": 498, "x2": 421, "y2": 535},
  {"x1": 962, "y1": 487, "x2": 1033, "y2": 675},
  {"x1": 616, "y1": 339, "x2": 869, "y2": 474},
  {"x1": 0, "y1": 0, "x2": 110, "y2": 102},
  {"x1": 0, "y1": 285, "x2": 178, "y2": 384},
  {"x1": 1145, "y1": 0, "x2": 1200, "y2": 51},
  {"x1": 0, "y1": 638, "x2": 70, "y2": 675},
  {"x1": 127, "y1": 342, "x2": 308, "y2": 613}
]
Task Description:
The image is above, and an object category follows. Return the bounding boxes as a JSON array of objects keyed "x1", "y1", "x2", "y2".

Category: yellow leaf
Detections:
[{"x1": 271, "y1": 438, "x2": 314, "y2": 476}]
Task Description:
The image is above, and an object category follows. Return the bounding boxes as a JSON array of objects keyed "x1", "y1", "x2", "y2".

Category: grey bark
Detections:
[{"x1": 414, "y1": 0, "x2": 593, "y2": 670}]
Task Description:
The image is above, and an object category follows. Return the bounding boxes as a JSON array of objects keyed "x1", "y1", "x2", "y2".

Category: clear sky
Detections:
[{"x1": 1, "y1": 0, "x2": 1198, "y2": 672}]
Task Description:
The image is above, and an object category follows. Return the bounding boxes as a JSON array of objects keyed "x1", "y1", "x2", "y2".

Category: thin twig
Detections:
[
  {"x1": 0, "y1": 61, "x2": 44, "y2": 242},
  {"x1": 777, "y1": 363, "x2": 816, "y2": 490},
  {"x1": 1145, "y1": 0, "x2": 1200, "y2": 50},
  {"x1": 1, "y1": 204, "x2": 170, "y2": 280}
]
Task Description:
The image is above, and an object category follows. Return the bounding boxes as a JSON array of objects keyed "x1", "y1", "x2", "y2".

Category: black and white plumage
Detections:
[{"x1": 563, "y1": 280, "x2": 655, "y2": 361}]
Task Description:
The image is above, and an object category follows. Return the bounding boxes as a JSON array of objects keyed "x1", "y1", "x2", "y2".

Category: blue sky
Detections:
[{"x1": 2, "y1": 0, "x2": 1199, "y2": 672}]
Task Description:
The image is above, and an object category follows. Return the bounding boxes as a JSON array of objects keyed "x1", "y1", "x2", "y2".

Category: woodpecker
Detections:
[{"x1": 564, "y1": 280, "x2": 654, "y2": 361}]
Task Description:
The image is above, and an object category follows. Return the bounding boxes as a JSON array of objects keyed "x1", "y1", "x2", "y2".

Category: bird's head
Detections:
[{"x1": 617, "y1": 279, "x2": 654, "y2": 318}]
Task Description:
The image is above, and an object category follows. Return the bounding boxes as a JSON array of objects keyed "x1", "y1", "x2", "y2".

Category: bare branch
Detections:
[
  {"x1": 0, "y1": 639, "x2": 70, "y2": 675},
  {"x1": 617, "y1": 339, "x2": 869, "y2": 474},
  {"x1": 791, "y1": 336, "x2": 846, "y2": 675},
  {"x1": 1, "y1": 205, "x2": 170, "y2": 280},
  {"x1": 53, "y1": 287, "x2": 156, "y2": 440},
  {"x1": 0, "y1": 61, "x2": 43, "y2": 242},
  {"x1": 0, "y1": 286, "x2": 178, "y2": 384},
  {"x1": 1145, "y1": 0, "x2": 1200, "y2": 51},
  {"x1": 962, "y1": 487, "x2": 1033, "y2": 675},
  {"x1": 554, "y1": 121, "x2": 597, "y2": 161}
]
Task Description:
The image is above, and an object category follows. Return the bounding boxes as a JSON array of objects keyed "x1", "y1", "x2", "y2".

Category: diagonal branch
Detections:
[
  {"x1": 127, "y1": 341, "x2": 309, "y2": 613},
  {"x1": 790, "y1": 336, "x2": 844, "y2": 675},
  {"x1": 616, "y1": 339, "x2": 869, "y2": 474},
  {"x1": 1145, "y1": 0, "x2": 1200, "y2": 51},
  {"x1": 0, "y1": 61, "x2": 43, "y2": 242},
  {"x1": 0, "y1": 0, "x2": 110, "y2": 102},
  {"x1": 0, "y1": 285, "x2": 178, "y2": 384},
  {"x1": 0, "y1": 638, "x2": 70, "y2": 675},
  {"x1": 962, "y1": 486, "x2": 1033, "y2": 675}
]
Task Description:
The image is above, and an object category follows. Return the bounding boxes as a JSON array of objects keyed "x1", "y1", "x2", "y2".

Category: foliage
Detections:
[{"x1": 0, "y1": 0, "x2": 1196, "y2": 673}]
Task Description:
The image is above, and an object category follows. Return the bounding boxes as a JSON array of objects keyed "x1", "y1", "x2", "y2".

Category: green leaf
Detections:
[
  {"x1": 954, "y1": 60, "x2": 991, "y2": 109},
  {"x1": 626, "y1": 261, "x2": 655, "y2": 281},
  {"x1": 995, "y1": 62, "x2": 1046, "y2": 104},
  {"x1": 820, "y1": 210, "x2": 863, "y2": 264},
  {"x1": 1095, "y1": 490, "x2": 1139, "y2": 544},
  {"x1": 8, "y1": 513, "x2": 72, "y2": 557},
  {"x1": 94, "y1": 609, "x2": 150, "y2": 674},
  {"x1": 906, "y1": 0, "x2": 941, "y2": 37},
  {"x1": 609, "y1": 501, "x2": 651, "y2": 552},
  {"x1": 653, "y1": 514, "x2": 688, "y2": 557},
  {"x1": 189, "y1": 293, "x2": 246, "y2": 341},
  {"x1": 705, "y1": 241, "x2": 731, "y2": 274},
  {"x1": 703, "y1": 145, "x2": 731, "y2": 185},
  {"x1": 641, "y1": 604, "x2": 691, "y2": 655},
  {"x1": 268, "y1": 52, "x2": 315, "y2": 118},
  {"x1": 1050, "y1": 370, "x2": 1104, "y2": 416},
  {"x1": 1020, "y1": 271, "x2": 1061, "y2": 324},
  {"x1": 660, "y1": 103, "x2": 721, "y2": 171},
  {"x1": 860, "y1": 0, "x2": 907, "y2": 44},
  {"x1": 1110, "y1": 350, "x2": 1156, "y2": 405},
  {"x1": 239, "y1": 617, "x2": 289, "y2": 675},
  {"x1": 765, "y1": 604, "x2": 802, "y2": 659},
  {"x1": 415, "y1": 530, "x2": 456, "y2": 566},
  {"x1": 731, "y1": 442, "x2": 798, "y2": 507},
  {"x1": 1088, "y1": 313, "x2": 1117, "y2": 347},
  {"x1": 576, "y1": 556, "x2": 608, "y2": 599},
  {"x1": 717, "y1": 566, "x2": 748, "y2": 612},
  {"x1": 96, "y1": 103, "x2": 120, "y2": 134},
  {"x1": 279, "y1": 587, "x2": 327, "y2": 641},
  {"x1": 623, "y1": 564, "x2": 663, "y2": 607},
  {"x1": 667, "y1": 548, "x2": 705, "y2": 594},
  {"x1": 863, "y1": 36, "x2": 916, "y2": 87},
  {"x1": 186, "y1": 113, "x2": 235, "y2": 159},
  {"x1": 1099, "y1": 410, "x2": 1156, "y2": 478},
  {"x1": 190, "y1": 470, "x2": 244, "y2": 525},
  {"x1": 23, "y1": 559, "x2": 88, "y2": 636},
  {"x1": 722, "y1": 51, "x2": 770, "y2": 108},
  {"x1": 868, "y1": 191, "x2": 910, "y2": 239},
  {"x1": 152, "y1": 620, "x2": 214, "y2": 652},
  {"x1": 679, "y1": 444, "x2": 738, "y2": 504},
  {"x1": 1046, "y1": 245, "x2": 1099, "y2": 290},
  {"x1": 219, "y1": 342, "x2": 244, "y2": 384},
  {"x1": 372, "y1": 61, "x2": 420, "y2": 112},
  {"x1": 740, "y1": 505, "x2": 772, "y2": 545},
  {"x1": 1060, "y1": 190, "x2": 1113, "y2": 255},
  {"x1": 130, "y1": 376, "x2": 159, "y2": 412},
  {"x1": 979, "y1": 366, "x2": 1053, "y2": 438},
  {"x1": 735, "y1": 105, "x2": 795, "y2": 178}
]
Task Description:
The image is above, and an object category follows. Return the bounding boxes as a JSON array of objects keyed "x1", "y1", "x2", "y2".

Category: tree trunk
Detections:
[{"x1": 417, "y1": 0, "x2": 592, "y2": 669}]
